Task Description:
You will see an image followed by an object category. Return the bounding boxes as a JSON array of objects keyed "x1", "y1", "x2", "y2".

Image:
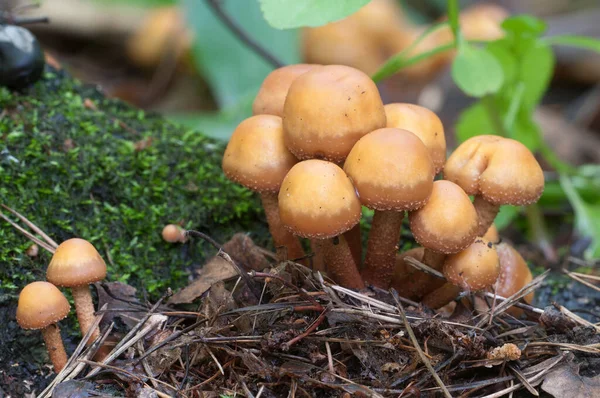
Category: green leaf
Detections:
[
  {"x1": 501, "y1": 15, "x2": 547, "y2": 38},
  {"x1": 560, "y1": 175, "x2": 600, "y2": 259},
  {"x1": 545, "y1": 35, "x2": 600, "y2": 53},
  {"x1": 451, "y1": 45, "x2": 504, "y2": 97},
  {"x1": 182, "y1": 0, "x2": 300, "y2": 108},
  {"x1": 510, "y1": 112, "x2": 542, "y2": 152},
  {"x1": 519, "y1": 42, "x2": 554, "y2": 110},
  {"x1": 455, "y1": 102, "x2": 495, "y2": 143},
  {"x1": 486, "y1": 40, "x2": 518, "y2": 85},
  {"x1": 258, "y1": 0, "x2": 370, "y2": 29},
  {"x1": 494, "y1": 205, "x2": 520, "y2": 231},
  {"x1": 169, "y1": 93, "x2": 255, "y2": 141}
]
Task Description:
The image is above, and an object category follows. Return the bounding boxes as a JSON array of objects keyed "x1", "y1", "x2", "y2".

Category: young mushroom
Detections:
[
  {"x1": 493, "y1": 242, "x2": 534, "y2": 316},
  {"x1": 162, "y1": 224, "x2": 187, "y2": 243},
  {"x1": 400, "y1": 180, "x2": 479, "y2": 298},
  {"x1": 252, "y1": 64, "x2": 318, "y2": 117},
  {"x1": 422, "y1": 238, "x2": 500, "y2": 309},
  {"x1": 278, "y1": 159, "x2": 364, "y2": 289},
  {"x1": 445, "y1": 136, "x2": 544, "y2": 236},
  {"x1": 384, "y1": 103, "x2": 446, "y2": 174},
  {"x1": 16, "y1": 281, "x2": 71, "y2": 372},
  {"x1": 282, "y1": 64, "x2": 387, "y2": 163},
  {"x1": 344, "y1": 128, "x2": 434, "y2": 288},
  {"x1": 222, "y1": 115, "x2": 305, "y2": 261},
  {"x1": 46, "y1": 238, "x2": 107, "y2": 343}
]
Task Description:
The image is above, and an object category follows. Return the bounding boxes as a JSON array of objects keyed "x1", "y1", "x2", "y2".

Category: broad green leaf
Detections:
[
  {"x1": 455, "y1": 102, "x2": 495, "y2": 143},
  {"x1": 560, "y1": 176, "x2": 600, "y2": 259},
  {"x1": 545, "y1": 35, "x2": 600, "y2": 53},
  {"x1": 182, "y1": 0, "x2": 300, "y2": 108},
  {"x1": 494, "y1": 205, "x2": 520, "y2": 231},
  {"x1": 510, "y1": 112, "x2": 542, "y2": 152},
  {"x1": 451, "y1": 45, "x2": 504, "y2": 97},
  {"x1": 169, "y1": 93, "x2": 255, "y2": 141},
  {"x1": 258, "y1": 0, "x2": 370, "y2": 29},
  {"x1": 501, "y1": 15, "x2": 547, "y2": 38},
  {"x1": 519, "y1": 42, "x2": 554, "y2": 110},
  {"x1": 486, "y1": 40, "x2": 518, "y2": 85}
]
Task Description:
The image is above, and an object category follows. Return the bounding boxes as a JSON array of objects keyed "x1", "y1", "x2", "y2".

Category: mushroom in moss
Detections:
[
  {"x1": 422, "y1": 238, "x2": 500, "y2": 309},
  {"x1": 384, "y1": 103, "x2": 446, "y2": 174},
  {"x1": 252, "y1": 64, "x2": 318, "y2": 117},
  {"x1": 278, "y1": 159, "x2": 364, "y2": 289},
  {"x1": 162, "y1": 224, "x2": 187, "y2": 243},
  {"x1": 46, "y1": 238, "x2": 107, "y2": 343},
  {"x1": 283, "y1": 64, "x2": 386, "y2": 163},
  {"x1": 344, "y1": 127, "x2": 434, "y2": 288},
  {"x1": 444, "y1": 136, "x2": 544, "y2": 237},
  {"x1": 16, "y1": 281, "x2": 71, "y2": 372},
  {"x1": 399, "y1": 180, "x2": 479, "y2": 298},
  {"x1": 222, "y1": 115, "x2": 304, "y2": 262}
]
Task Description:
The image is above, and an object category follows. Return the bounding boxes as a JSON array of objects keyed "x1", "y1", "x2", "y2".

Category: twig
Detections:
[
  {"x1": 404, "y1": 256, "x2": 445, "y2": 279},
  {"x1": 283, "y1": 309, "x2": 328, "y2": 349},
  {"x1": 1, "y1": 204, "x2": 58, "y2": 247},
  {"x1": 252, "y1": 271, "x2": 324, "y2": 311},
  {"x1": 391, "y1": 289, "x2": 452, "y2": 398},
  {"x1": 564, "y1": 268, "x2": 600, "y2": 293},
  {"x1": 204, "y1": 0, "x2": 284, "y2": 69}
]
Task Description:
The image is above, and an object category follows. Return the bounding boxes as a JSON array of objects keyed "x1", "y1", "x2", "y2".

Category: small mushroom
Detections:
[
  {"x1": 344, "y1": 127, "x2": 434, "y2": 288},
  {"x1": 278, "y1": 159, "x2": 364, "y2": 289},
  {"x1": 422, "y1": 238, "x2": 500, "y2": 309},
  {"x1": 445, "y1": 136, "x2": 544, "y2": 236},
  {"x1": 162, "y1": 224, "x2": 187, "y2": 243},
  {"x1": 46, "y1": 238, "x2": 107, "y2": 343},
  {"x1": 252, "y1": 64, "x2": 318, "y2": 117},
  {"x1": 16, "y1": 281, "x2": 70, "y2": 372},
  {"x1": 283, "y1": 64, "x2": 387, "y2": 163},
  {"x1": 384, "y1": 103, "x2": 447, "y2": 174},
  {"x1": 222, "y1": 115, "x2": 304, "y2": 261},
  {"x1": 492, "y1": 242, "x2": 534, "y2": 317},
  {"x1": 401, "y1": 180, "x2": 479, "y2": 298}
]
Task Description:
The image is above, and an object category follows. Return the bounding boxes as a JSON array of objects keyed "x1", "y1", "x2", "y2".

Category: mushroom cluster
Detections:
[
  {"x1": 223, "y1": 63, "x2": 544, "y2": 313},
  {"x1": 16, "y1": 238, "x2": 108, "y2": 372}
]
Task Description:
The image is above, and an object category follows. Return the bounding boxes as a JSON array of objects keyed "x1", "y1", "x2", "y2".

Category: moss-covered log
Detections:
[{"x1": 0, "y1": 68, "x2": 269, "y2": 301}]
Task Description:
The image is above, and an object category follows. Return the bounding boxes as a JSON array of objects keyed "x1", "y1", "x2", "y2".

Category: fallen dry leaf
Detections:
[
  {"x1": 541, "y1": 361, "x2": 600, "y2": 398},
  {"x1": 96, "y1": 281, "x2": 141, "y2": 329}
]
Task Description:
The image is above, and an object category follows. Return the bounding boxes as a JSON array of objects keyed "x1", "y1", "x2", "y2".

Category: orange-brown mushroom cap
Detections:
[
  {"x1": 282, "y1": 65, "x2": 386, "y2": 163},
  {"x1": 409, "y1": 180, "x2": 478, "y2": 254},
  {"x1": 444, "y1": 136, "x2": 544, "y2": 206},
  {"x1": 444, "y1": 238, "x2": 500, "y2": 291},
  {"x1": 278, "y1": 159, "x2": 361, "y2": 239},
  {"x1": 343, "y1": 128, "x2": 435, "y2": 211},
  {"x1": 384, "y1": 103, "x2": 446, "y2": 174},
  {"x1": 222, "y1": 115, "x2": 298, "y2": 193},
  {"x1": 46, "y1": 238, "x2": 107, "y2": 287},
  {"x1": 495, "y1": 242, "x2": 534, "y2": 304},
  {"x1": 252, "y1": 64, "x2": 318, "y2": 117},
  {"x1": 16, "y1": 281, "x2": 70, "y2": 330}
]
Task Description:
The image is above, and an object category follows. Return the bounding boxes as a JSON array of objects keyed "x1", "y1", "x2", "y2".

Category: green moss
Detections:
[{"x1": 0, "y1": 69, "x2": 269, "y2": 301}]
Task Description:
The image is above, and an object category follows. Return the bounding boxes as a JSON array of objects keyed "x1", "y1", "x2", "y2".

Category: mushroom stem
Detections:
[
  {"x1": 71, "y1": 285, "x2": 99, "y2": 343},
  {"x1": 261, "y1": 192, "x2": 306, "y2": 261},
  {"x1": 362, "y1": 210, "x2": 404, "y2": 288},
  {"x1": 309, "y1": 238, "x2": 326, "y2": 273},
  {"x1": 41, "y1": 324, "x2": 68, "y2": 373},
  {"x1": 344, "y1": 223, "x2": 363, "y2": 267},
  {"x1": 400, "y1": 249, "x2": 447, "y2": 299},
  {"x1": 322, "y1": 236, "x2": 364, "y2": 289},
  {"x1": 422, "y1": 283, "x2": 461, "y2": 309},
  {"x1": 473, "y1": 196, "x2": 500, "y2": 237}
]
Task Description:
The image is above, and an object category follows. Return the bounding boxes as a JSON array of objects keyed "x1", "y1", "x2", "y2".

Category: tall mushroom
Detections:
[
  {"x1": 384, "y1": 103, "x2": 446, "y2": 174},
  {"x1": 398, "y1": 180, "x2": 478, "y2": 298},
  {"x1": 344, "y1": 127, "x2": 434, "y2": 288},
  {"x1": 422, "y1": 238, "x2": 500, "y2": 309},
  {"x1": 222, "y1": 115, "x2": 304, "y2": 261},
  {"x1": 282, "y1": 64, "x2": 386, "y2": 163},
  {"x1": 252, "y1": 64, "x2": 318, "y2": 117},
  {"x1": 444, "y1": 136, "x2": 544, "y2": 237},
  {"x1": 47, "y1": 238, "x2": 107, "y2": 342},
  {"x1": 278, "y1": 159, "x2": 364, "y2": 289},
  {"x1": 16, "y1": 281, "x2": 71, "y2": 372}
]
